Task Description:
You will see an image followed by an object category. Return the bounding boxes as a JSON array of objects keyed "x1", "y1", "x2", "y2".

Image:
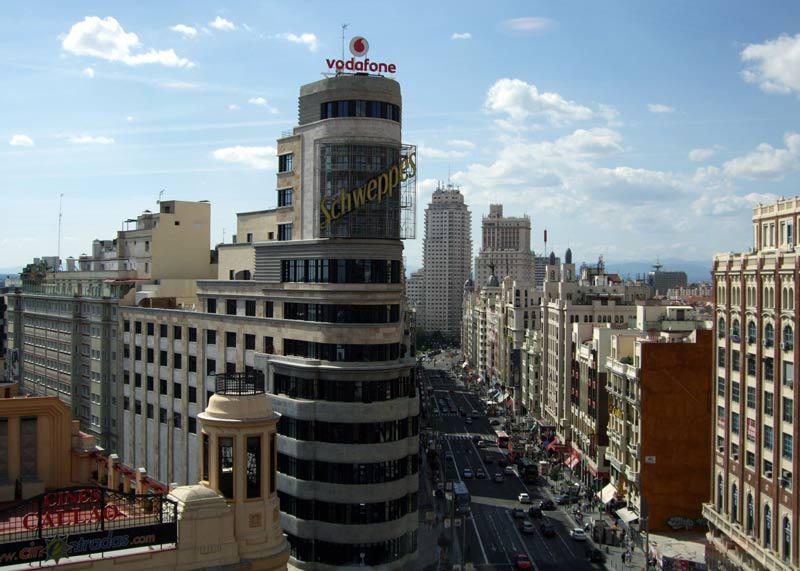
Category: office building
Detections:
[
  {"x1": 704, "y1": 197, "x2": 800, "y2": 570},
  {"x1": 474, "y1": 204, "x2": 534, "y2": 288},
  {"x1": 648, "y1": 263, "x2": 688, "y2": 296},
  {"x1": 420, "y1": 184, "x2": 471, "y2": 340},
  {"x1": 407, "y1": 268, "x2": 425, "y2": 322},
  {"x1": 119, "y1": 72, "x2": 419, "y2": 569}
]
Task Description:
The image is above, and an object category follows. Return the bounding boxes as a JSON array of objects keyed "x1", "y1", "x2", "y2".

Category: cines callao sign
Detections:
[
  {"x1": 325, "y1": 35, "x2": 397, "y2": 74},
  {"x1": 320, "y1": 151, "x2": 416, "y2": 229}
]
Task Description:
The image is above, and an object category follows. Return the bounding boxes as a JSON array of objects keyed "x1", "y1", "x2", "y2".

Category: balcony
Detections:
[
  {"x1": 625, "y1": 465, "x2": 639, "y2": 484},
  {"x1": 607, "y1": 358, "x2": 638, "y2": 379},
  {"x1": 212, "y1": 371, "x2": 265, "y2": 395}
]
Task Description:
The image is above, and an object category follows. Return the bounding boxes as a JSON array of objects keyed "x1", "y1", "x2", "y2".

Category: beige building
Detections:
[
  {"x1": 474, "y1": 204, "x2": 534, "y2": 288},
  {"x1": 407, "y1": 268, "x2": 425, "y2": 323},
  {"x1": 704, "y1": 197, "x2": 800, "y2": 571}
]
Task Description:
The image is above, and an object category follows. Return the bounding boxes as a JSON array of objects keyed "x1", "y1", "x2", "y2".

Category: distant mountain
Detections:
[
  {"x1": 0, "y1": 267, "x2": 21, "y2": 276},
  {"x1": 604, "y1": 259, "x2": 711, "y2": 283}
]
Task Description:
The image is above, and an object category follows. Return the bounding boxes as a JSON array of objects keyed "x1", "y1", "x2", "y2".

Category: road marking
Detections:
[
  {"x1": 506, "y1": 510, "x2": 540, "y2": 571},
  {"x1": 468, "y1": 502, "x2": 489, "y2": 564}
]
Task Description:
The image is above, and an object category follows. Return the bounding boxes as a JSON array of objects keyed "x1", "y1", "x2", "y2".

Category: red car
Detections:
[{"x1": 514, "y1": 553, "x2": 533, "y2": 570}]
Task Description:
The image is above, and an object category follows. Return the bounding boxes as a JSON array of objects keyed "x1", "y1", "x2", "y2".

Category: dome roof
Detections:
[
  {"x1": 486, "y1": 273, "x2": 500, "y2": 288},
  {"x1": 565, "y1": 248, "x2": 572, "y2": 264},
  {"x1": 169, "y1": 484, "x2": 220, "y2": 503}
]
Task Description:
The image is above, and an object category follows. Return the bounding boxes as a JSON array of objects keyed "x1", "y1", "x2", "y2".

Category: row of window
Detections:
[
  {"x1": 278, "y1": 491, "x2": 416, "y2": 525},
  {"x1": 719, "y1": 378, "x2": 794, "y2": 422},
  {"x1": 123, "y1": 398, "x2": 198, "y2": 433},
  {"x1": 285, "y1": 531, "x2": 417, "y2": 566},
  {"x1": 283, "y1": 302, "x2": 400, "y2": 324},
  {"x1": 283, "y1": 340, "x2": 401, "y2": 362},
  {"x1": 206, "y1": 299, "x2": 273, "y2": 317},
  {"x1": 718, "y1": 318, "x2": 794, "y2": 351},
  {"x1": 125, "y1": 374, "x2": 198, "y2": 400},
  {"x1": 277, "y1": 415, "x2": 419, "y2": 444},
  {"x1": 281, "y1": 259, "x2": 402, "y2": 284},
  {"x1": 277, "y1": 453, "x2": 418, "y2": 485},
  {"x1": 125, "y1": 321, "x2": 193, "y2": 339},
  {"x1": 273, "y1": 373, "x2": 415, "y2": 402},
  {"x1": 319, "y1": 100, "x2": 401, "y2": 123}
]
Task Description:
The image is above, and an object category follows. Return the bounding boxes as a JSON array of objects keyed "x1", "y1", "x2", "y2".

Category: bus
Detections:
[
  {"x1": 495, "y1": 430, "x2": 510, "y2": 449},
  {"x1": 517, "y1": 458, "x2": 539, "y2": 483},
  {"x1": 453, "y1": 481, "x2": 471, "y2": 514}
]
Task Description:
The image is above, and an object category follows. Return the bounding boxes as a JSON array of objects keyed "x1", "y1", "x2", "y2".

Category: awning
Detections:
[
  {"x1": 566, "y1": 455, "x2": 579, "y2": 470},
  {"x1": 616, "y1": 507, "x2": 639, "y2": 523},
  {"x1": 462, "y1": 361, "x2": 469, "y2": 369},
  {"x1": 546, "y1": 439, "x2": 559, "y2": 451},
  {"x1": 597, "y1": 483, "x2": 616, "y2": 504}
]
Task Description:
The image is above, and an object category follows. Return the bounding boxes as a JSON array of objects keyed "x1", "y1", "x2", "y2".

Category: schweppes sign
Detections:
[{"x1": 320, "y1": 150, "x2": 416, "y2": 229}]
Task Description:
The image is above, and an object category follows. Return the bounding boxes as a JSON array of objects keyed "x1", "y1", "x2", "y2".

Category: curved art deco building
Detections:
[{"x1": 253, "y1": 74, "x2": 419, "y2": 569}]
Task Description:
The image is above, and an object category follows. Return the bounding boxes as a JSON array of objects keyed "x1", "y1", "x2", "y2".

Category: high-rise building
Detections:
[
  {"x1": 475, "y1": 204, "x2": 534, "y2": 288},
  {"x1": 407, "y1": 268, "x2": 425, "y2": 322},
  {"x1": 533, "y1": 253, "x2": 559, "y2": 290},
  {"x1": 421, "y1": 183, "x2": 472, "y2": 339},
  {"x1": 648, "y1": 263, "x2": 688, "y2": 296},
  {"x1": 119, "y1": 72, "x2": 419, "y2": 569},
  {"x1": 704, "y1": 197, "x2": 800, "y2": 570}
]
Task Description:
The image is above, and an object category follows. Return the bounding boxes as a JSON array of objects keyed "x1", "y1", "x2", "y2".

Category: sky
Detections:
[{"x1": 2, "y1": 1, "x2": 800, "y2": 274}]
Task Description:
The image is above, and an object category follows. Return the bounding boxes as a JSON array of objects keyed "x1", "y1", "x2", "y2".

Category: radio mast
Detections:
[
  {"x1": 341, "y1": 23, "x2": 349, "y2": 62},
  {"x1": 57, "y1": 193, "x2": 64, "y2": 273}
]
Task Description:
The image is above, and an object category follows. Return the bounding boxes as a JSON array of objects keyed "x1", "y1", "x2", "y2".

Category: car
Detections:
[
  {"x1": 511, "y1": 507, "x2": 527, "y2": 519},
  {"x1": 493, "y1": 473, "x2": 504, "y2": 483},
  {"x1": 588, "y1": 548, "x2": 607, "y2": 563},
  {"x1": 470, "y1": 411, "x2": 480, "y2": 418},
  {"x1": 513, "y1": 553, "x2": 533, "y2": 570},
  {"x1": 556, "y1": 494, "x2": 580, "y2": 505},
  {"x1": 519, "y1": 519, "x2": 535, "y2": 534},
  {"x1": 528, "y1": 506, "x2": 543, "y2": 519},
  {"x1": 540, "y1": 519, "x2": 557, "y2": 537},
  {"x1": 445, "y1": 452, "x2": 454, "y2": 461},
  {"x1": 475, "y1": 440, "x2": 487, "y2": 448},
  {"x1": 472, "y1": 434, "x2": 482, "y2": 443},
  {"x1": 490, "y1": 419, "x2": 501, "y2": 426},
  {"x1": 518, "y1": 493, "x2": 532, "y2": 504},
  {"x1": 505, "y1": 466, "x2": 515, "y2": 475},
  {"x1": 475, "y1": 468, "x2": 486, "y2": 479},
  {"x1": 538, "y1": 499, "x2": 556, "y2": 511},
  {"x1": 463, "y1": 468, "x2": 473, "y2": 479},
  {"x1": 465, "y1": 417, "x2": 473, "y2": 425},
  {"x1": 570, "y1": 528, "x2": 588, "y2": 541}
]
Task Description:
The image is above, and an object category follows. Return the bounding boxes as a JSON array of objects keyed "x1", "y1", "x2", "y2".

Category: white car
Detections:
[
  {"x1": 505, "y1": 466, "x2": 515, "y2": 475},
  {"x1": 463, "y1": 468, "x2": 473, "y2": 479},
  {"x1": 569, "y1": 527, "x2": 587, "y2": 541},
  {"x1": 518, "y1": 492, "x2": 532, "y2": 504}
]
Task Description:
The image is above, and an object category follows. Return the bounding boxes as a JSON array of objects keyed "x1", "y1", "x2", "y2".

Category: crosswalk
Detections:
[{"x1": 440, "y1": 433, "x2": 483, "y2": 441}]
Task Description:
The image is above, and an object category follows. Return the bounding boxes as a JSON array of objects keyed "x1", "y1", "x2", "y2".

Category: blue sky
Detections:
[{"x1": 2, "y1": 1, "x2": 800, "y2": 274}]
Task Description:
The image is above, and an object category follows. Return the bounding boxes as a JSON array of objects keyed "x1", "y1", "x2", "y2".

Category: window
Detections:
[
  {"x1": 159, "y1": 378, "x2": 167, "y2": 394},
  {"x1": 718, "y1": 317, "x2": 726, "y2": 337},
  {"x1": 135, "y1": 400, "x2": 142, "y2": 415},
  {"x1": 146, "y1": 403, "x2": 154, "y2": 419},
  {"x1": 159, "y1": 407, "x2": 167, "y2": 423},
  {"x1": 783, "y1": 518, "x2": 791, "y2": 562},
  {"x1": 783, "y1": 325, "x2": 794, "y2": 351},
  {"x1": 269, "y1": 433, "x2": 276, "y2": 494},
  {"x1": 189, "y1": 327, "x2": 197, "y2": 342},
  {"x1": 135, "y1": 373, "x2": 142, "y2": 388},
  {"x1": 246, "y1": 436, "x2": 262, "y2": 499},
  {"x1": 246, "y1": 232, "x2": 253, "y2": 243},
  {"x1": 732, "y1": 350, "x2": 740, "y2": 371},
  {"x1": 174, "y1": 326, "x2": 182, "y2": 340},
  {"x1": 189, "y1": 386, "x2": 197, "y2": 403},
  {"x1": 278, "y1": 153, "x2": 293, "y2": 172},
  {"x1": 189, "y1": 355, "x2": 197, "y2": 372},
  {"x1": 135, "y1": 321, "x2": 142, "y2": 334},
  {"x1": 159, "y1": 350, "x2": 167, "y2": 366},
  {"x1": 782, "y1": 397, "x2": 793, "y2": 423},
  {"x1": 278, "y1": 223, "x2": 293, "y2": 241},
  {"x1": 765, "y1": 323, "x2": 775, "y2": 347},
  {"x1": 19, "y1": 418, "x2": 37, "y2": 479},
  {"x1": 278, "y1": 187, "x2": 293, "y2": 207},
  {"x1": 159, "y1": 324, "x2": 167, "y2": 337},
  {"x1": 731, "y1": 484, "x2": 739, "y2": 522},
  {"x1": 206, "y1": 329, "x2": 217, "y2": 345},
  {"x1": 265, "y1": 301, "x2": 274, "y2": 318},
  {"x1": 245, "y1": 334, "x2": 256, "y2": 350},
  {"x1": 746, "y1": 451, "x2": 755, "y2": 467},
  {"x1": 189, "y1": 417, "x2": 197, "y2": 433},
  {"x1": 764, "y1": 425, "x2": 774, "y2": 449},
  {"x1": 747, "y1": 494, "x2": 754, "y2": 534},
  {"x1": 783, "y1": 361, "x2": 794, "y2": 389},
  {"x1": 765, "y1": 357, "x2": 774, "y2": 381},
  {"x1": 226, "y1": 332, "x2": 237, "y2": 347},
  {"x1": 717, "y1": 377, "x2": 725, "y2": 397},
  {"x1": 245, "y1": 300, "x2": 256, "y2": 316},
  {"x1": 226, "y1": 299, "x2": 237, "y2": 315},
  {"x1": 174, "y1": 382, "x2": 182, "y2": 399},
  {"x1": 219, "y1": 436, "x2": 234, "y2": 499},
  {"x1": 764, "y1": 504, "x2": 772, "y2": 548},
  {"x1": 782, "y1": 433, "x2": 793, "y2": 460},
  {"x1": 716, "y1": 476, "x2": 723, "y2": 511},
  {"x1": 732, "y1": 320, "x2": 740, "y2": 340},
  {"x1": 764, "y1": 459, "x2": 773, "y2": 476},
  {"x1": 732, "y1": 381, "x2": 740, "y2": 403},
  {"x1": 147, "y1": 322, "x2": 154, "y2": 336},
  {"x1": 765, "y1": 391, "x2": 774, "y2": 415},
  {"x1": 731, "y1": 411, "x2": 740, "y2": 434},
  {"x1": 748, "y1": 321, "x2": 757, "y2": 343},
  {"x1": 202, "y1": 434, "x2": 209, "y2": 480},
  {"x1": 206, "y1": 358, "x2": 216, "y2": 375},
  {"x1": 147, "y1": 376, "x2": 154, "y2": 391},
  {"x1": 175, "y1": 353, "x2": 182, "y2": 369},
  {"x1": 174, "y1": 412, "x2": 182, "y2": 429},
  {"x1": 206, "y1": 298, "x2": 217, "y2": 314},
  {"x1": 263, "y1": 336, "x2": 274, "y2": 353},
  {"x1": 747, "y1": 386, "x2": 756, "y2": 409},
  {"x1": 747, "y1": 355, "x2": 756, "y2": 376},
  {"x1": 718, "y1": 347, "x2": 726, "y2": 368}
]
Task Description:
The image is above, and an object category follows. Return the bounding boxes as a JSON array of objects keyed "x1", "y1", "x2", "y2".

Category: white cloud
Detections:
[
  {"x1": 485, "y1": 78, "x2": 594, "y2": 125},
  {"x1": 209, "y1": 17, "x2": 236, "y2": 32},
  {"x1": 9, "y1": 134, "x2": 34, "y2": 147},
  {"x1": 419, "y1": 146, "x2": 469, "y2": 159},
  {"x1": 81, "y1": 67, "x2": 95, "y2": 78},
  {"x1": 69, "y1": 135, "x2": 115, "y2": 144},
  {"x1": 723, "y1": 132, "x2": 800, "y2": 180},
  {"x1": 228, "y1": 104, "x2": 239, "y2": 110},
  {"x1": 126, "y1": 116, "x2": 135, "y2": 122},
  {"x1": 170, "y1": 24, "x2": 197, "y2": 38},
  {"x1": 740, "y1": 33, "x2": 800, "y2": 95},
  {"x1": 213, "y1": 145, "x2": 276, "y2": 169},
  {"x1": 159, "y1": 81, "x2": 202, "y2": 90},
  {"x1": 688, "y1": 146, "x2": 718, "y2": 162},
  {"x1": 276, "y1": 32, "x2": 318, "y2": 52},
  {"x1": 502, "y1": 17, "x2": 554, "y2": 33},
  {"x1": 598, "y1": 104, "x2": 622, "y2": 127},
  {"x1": 451, "y1": 32, "x2": 472, "y2": 40},
  {"x1": 62, "y1": 16, "x2": 194, "y2": 68},
  {"x1": 647, "y1": 103, "x2": 674, "y2": 113},
  {"x1": 447, "y1": 139, "x2": 475, "y2": 148},
  {"x1": 248, "y1": 96, "x2": 278, "y2": 114}
]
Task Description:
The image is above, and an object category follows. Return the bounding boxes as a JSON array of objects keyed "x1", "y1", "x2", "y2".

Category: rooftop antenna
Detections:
[
  {"x1": 653, "y1": 258, "x2": 663, "y2": 273},
  {"x1": 341, "y1": 23, "x2": 349, "y2": 64},
  {"x1": 448, "y1": 163, "x2": 451, "y2": 186},
  {"x1": 222, "y1": 227, "x2": 226, "y2": 244},
  {"x1": 57, "y1": 193, "x2": 64, "y2": 273},
  {"x1": 158, "y1": 189, "x2": 165, "y2": 204}
]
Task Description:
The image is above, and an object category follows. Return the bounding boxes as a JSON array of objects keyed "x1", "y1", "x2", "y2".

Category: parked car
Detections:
[
  {"x1": 539, "y1": 499, "x2": 556, "y2": 511},
  {"x1": 512, "y1": 507, "x2": 527, "y2": 519},
  {"x1": 570, "y1": 527, "x2": 587, "y2": 541},
  {"x1": 490, "y1": 419, "x2": 501, "y2": 426},
  {"x1": 514, "y1": 553, "x2": 533, "y2": 570},
  {"x1": 588, "y1": 548, "x2": 607, "y2": 563},
  {"x1": 527, "y1": 506, "x2": 543, "y2": 519},
  {"x1": 493, "y1": 473, "x2": 504, "y2": 483},
  {"x1": 518, "y1": 492, "x2": 532, "y2": 504},
  {"x1": 475, "y1": 468, "x2": 486, "y2": 479},
  {"x1": 540, "y1": 519, "x2": 557, "y2": 537},
  {"x1": 504, "y1": 466, "x2": 515, "y2": 475},
  {"x1": 463, "y1": 468, "x2": 473, "y2": 479},
  {"x1": 555, "y1": 494, "x2": 574, "y2": 505},
  {"x1": 519, "y1": 519, "x2": 535, "y2": 534}
]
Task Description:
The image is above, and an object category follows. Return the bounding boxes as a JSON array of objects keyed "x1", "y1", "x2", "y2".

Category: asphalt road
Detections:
[{"x1": 423, "y1": 358, "x2": 606, "y2": 571}]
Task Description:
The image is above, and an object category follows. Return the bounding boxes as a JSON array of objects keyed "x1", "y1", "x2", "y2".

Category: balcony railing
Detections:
[{"x1": 213, "y1": 371, "x2": 265, "y2": 395}]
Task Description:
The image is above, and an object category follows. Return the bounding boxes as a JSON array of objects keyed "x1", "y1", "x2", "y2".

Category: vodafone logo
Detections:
[{"x1": 349, "y1": 36, "x2": 369, "y2": 57}]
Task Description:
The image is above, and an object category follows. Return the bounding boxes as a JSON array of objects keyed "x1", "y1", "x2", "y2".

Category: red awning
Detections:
[
  {"x1": 567, "y1": 456, "x2": 580, "y2": 469},
  {"x1": 547, "y1": 439, "x2": 559, "y2": 451}
]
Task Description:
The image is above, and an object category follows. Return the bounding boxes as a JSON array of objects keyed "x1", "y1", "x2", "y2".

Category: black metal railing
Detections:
[{"x1": 213, "y1": 371, "x2": 265, "y2": 395}]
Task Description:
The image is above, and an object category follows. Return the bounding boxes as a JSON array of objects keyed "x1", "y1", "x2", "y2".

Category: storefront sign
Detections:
[
  {"x1": 320, "y1": 151, "x2": 416, "y2": 228},
  {"x1": 326, "y1": 36, "x2": 397, "y2": 74},
  {"x1": 746, "y1": 418, "x2": 756, "y2": 441}
]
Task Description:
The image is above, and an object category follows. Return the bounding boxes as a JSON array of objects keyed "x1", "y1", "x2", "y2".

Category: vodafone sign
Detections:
[{"x1": 326, "y1": 36, "x2": 396, "y2": 74}]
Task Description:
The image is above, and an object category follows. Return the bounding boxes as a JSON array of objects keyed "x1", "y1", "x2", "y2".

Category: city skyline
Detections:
[{"x1": 3, "y1": 2, "x2": 800, "y2": 272}]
